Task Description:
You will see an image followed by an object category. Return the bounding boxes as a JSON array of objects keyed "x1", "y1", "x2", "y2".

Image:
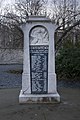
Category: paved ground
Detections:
[
  {"x1": 0, "y1": 88, "x2": 80, "y2": 120},
  {"x1": 0, "y1": 65, "x2": 80, "y2": 120},
  {"x1": 0, "y1": 64, "x2": 80, "y2": 89},
  {"x1": 0, "y1": 64, "x2": 22, "y2": 88}
]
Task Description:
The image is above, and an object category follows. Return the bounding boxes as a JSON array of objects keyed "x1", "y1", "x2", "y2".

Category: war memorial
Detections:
[{"x1": 19, "y1": 16, "x2": 60, "y2": 103}]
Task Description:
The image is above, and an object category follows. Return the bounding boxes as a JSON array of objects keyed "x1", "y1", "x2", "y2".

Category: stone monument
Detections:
[{"x1": 19, "y1": 16, "x2": 60, "y2": 103}]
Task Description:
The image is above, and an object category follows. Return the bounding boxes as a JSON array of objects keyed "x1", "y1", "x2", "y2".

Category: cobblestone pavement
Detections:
[{"x1": 0, "y1": 64, "x2": 22, "y2": 88}]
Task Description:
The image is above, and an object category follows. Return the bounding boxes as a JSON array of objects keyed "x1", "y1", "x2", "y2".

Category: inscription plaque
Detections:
[{"x1": 30, "y1": 46, "x2": 48, "y2": 94}]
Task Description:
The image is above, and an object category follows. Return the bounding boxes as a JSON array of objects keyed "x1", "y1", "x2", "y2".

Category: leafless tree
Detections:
[
  {"x1": 50, "y1": 0, "x2": 80, "y2": 28},
  {"x1": 0, "y1": 0, "x2": 48, "y2": 63},
  {"x1": 0, "y1": 0, "x2": 48, "y2": 25},
  {"x1": 0, "y1": 0, "x2": 48, "y2": 49},
  {"x1": 14, "y1": 0, "x2": 48, "y2": 23},
  {"x1": 0, "y1": 0, "x2": 80, "y2": 52},
  {"x1": 49, "y1": 0, "x2": 80, "y2": 51}
]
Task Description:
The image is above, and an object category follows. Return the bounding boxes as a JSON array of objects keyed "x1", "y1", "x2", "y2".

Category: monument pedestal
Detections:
[{"x1": 19, "y1": 90, "x2": 60, "y2": 103}]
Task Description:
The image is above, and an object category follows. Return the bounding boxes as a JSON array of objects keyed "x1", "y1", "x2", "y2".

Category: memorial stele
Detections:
[{"x1": 19, "y1": 16, "x2": 60, "y2": 103}]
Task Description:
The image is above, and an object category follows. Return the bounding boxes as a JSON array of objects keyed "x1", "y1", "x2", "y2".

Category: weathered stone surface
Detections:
[{"x1": 19, "y1": 90, "x2": 60, "y2": 103}]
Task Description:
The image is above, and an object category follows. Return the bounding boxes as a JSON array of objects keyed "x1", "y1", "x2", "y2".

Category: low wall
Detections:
[{"x1": 0, "y1": 49, "x2": 23, "y2": 64}]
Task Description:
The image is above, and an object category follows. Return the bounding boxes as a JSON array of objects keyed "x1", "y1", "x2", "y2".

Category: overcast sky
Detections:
[
  {"x1": 1, "y1": 0, "x2": 15, "y2": 6},
  {"x1": 1, "y1": 0, "x2": 52, "y2": 5},
  {"x1": 1, "y1": 0, "x2": 80, "y2": 8}
]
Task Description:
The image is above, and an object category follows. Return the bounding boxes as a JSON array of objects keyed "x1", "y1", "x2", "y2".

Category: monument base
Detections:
[{"x1": 19, "y1": 90, "x2": 60, "y2": 103}]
